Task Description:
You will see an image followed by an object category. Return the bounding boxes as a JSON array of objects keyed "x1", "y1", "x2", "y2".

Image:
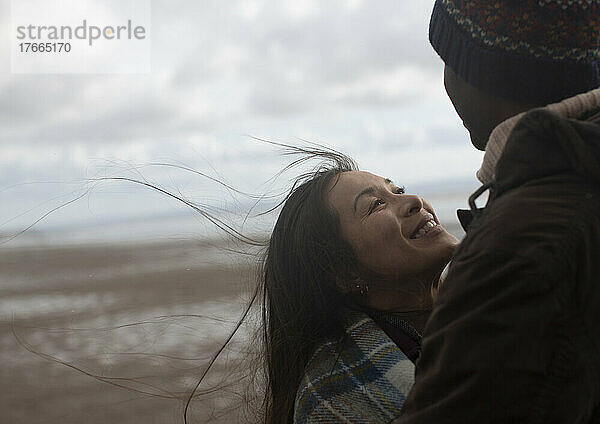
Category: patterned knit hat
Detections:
[{"x1": 429, "y1": 0, "x2": 600, "y2": 105}]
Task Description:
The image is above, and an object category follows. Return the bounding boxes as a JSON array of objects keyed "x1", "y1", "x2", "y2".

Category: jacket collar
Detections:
[{"x1": 477, "y1": 88, "x2": 600, "y2": 184}]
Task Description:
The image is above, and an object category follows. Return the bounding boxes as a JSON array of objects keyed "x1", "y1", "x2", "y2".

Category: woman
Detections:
[
  {"x1": 11, "y1": 148, "x2": 457, "y2": 424},
  {"x1": 259, "y1": 150, "x2": 458, "y2": 423}
]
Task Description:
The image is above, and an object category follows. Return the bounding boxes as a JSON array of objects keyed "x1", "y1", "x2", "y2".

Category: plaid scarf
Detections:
[{"x1": 294, "y1": 311, "x2": 415, "y2": 423}]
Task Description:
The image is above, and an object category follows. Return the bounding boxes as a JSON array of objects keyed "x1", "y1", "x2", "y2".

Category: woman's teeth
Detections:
[{"x1": 413, "y1": 220, "x2": 437, "y2": 239}]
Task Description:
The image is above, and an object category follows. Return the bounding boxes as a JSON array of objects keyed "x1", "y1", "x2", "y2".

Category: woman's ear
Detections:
[
  {"x1": 334, "y1": 276, "x2": 352, "y2": 293},
  {"x1": 335, "y1": 276, "x2": 368, "y2": 295}
]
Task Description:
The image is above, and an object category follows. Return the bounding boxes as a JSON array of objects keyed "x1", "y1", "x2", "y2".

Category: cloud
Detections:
[
  {"x1": 1, "y1": 1, "x2": 444, "y2": 148},
  {"x1": 0, "y1": 76, "x2": 89, "y2": 126},
  {"x1": 169, "y1": 0, "x2": 442, "y2": 116},
  {"x1": 0, "y1": 1, "x2": 475, "y2": 233},
  {"x1": 0, "y1": 0, "x2": 9, "y2": 77}
]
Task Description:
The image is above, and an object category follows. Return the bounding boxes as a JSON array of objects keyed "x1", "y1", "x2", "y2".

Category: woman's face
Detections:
[{"x1": 328, "y1": 171, "x2": 458, "y2": 283}]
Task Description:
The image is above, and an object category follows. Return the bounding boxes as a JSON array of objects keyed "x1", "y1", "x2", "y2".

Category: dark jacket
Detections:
[{"x1": 396, "y1": 108, "x2": 600, "y2": 423}]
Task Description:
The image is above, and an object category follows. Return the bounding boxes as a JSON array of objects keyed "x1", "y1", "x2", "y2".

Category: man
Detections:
[{"x1": 397, "y1": 1, "x2": 600, "y2": 423}]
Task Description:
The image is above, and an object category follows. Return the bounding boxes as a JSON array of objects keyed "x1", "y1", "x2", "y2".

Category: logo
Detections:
[
  {"x1": 11, "y1": 0, "x2": 151, "y2": 74},
  {"x1": 16, "y1": 20, "x2": 147, "y2": 46}
]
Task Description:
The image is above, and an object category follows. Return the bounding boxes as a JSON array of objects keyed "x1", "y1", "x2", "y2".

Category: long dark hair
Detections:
[
  {"x1": 259, "y1": 147, "x2": 361, "y2": 423},
  {"x1": 9, "y1": 143, "x2": 365, "y2": 424}
]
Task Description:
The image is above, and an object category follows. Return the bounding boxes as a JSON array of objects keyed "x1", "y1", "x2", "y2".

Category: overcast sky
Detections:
[{"x1": 0, "y1": 0, "x2": 484, "y2": 241}]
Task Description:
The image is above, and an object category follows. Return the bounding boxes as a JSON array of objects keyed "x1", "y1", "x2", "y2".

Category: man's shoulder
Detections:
[
  {"x1": 467, "y1": 102, "x2": 600, "y2": 262},
  {"x1": 499, "y1": 106, "x2": 600, "y2": 187}
]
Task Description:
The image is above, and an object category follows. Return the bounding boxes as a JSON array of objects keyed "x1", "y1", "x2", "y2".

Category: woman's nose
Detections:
[{"x1": 399, "y1": 194, "x2": 423, "y2": 217}]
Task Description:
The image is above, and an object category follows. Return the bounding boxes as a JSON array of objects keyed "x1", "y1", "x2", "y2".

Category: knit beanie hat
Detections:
[{"x1": 429, "y1": 0, "x2": 600, "y2": 105}]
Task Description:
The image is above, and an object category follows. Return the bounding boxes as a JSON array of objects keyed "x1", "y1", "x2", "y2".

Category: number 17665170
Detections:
[{"x1": 19, "y1": 42, "x2": 71, "y2": 53}]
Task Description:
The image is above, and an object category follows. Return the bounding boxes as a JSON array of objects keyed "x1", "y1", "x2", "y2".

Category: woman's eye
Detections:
[{"x1": 369, "y1": 199, "x2": 384, "y2": 213}]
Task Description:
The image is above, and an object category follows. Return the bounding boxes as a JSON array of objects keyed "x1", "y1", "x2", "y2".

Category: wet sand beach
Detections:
[
  {"x1": 0, "y1": 239, "x2": 260, "y2": 424},
  {"x1": 0, "y1": 221, "x2": 463, "y2": 424}
]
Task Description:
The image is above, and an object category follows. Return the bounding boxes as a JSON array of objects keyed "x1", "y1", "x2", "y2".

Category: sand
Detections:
[
  {"x1": 0, "y1": 220, "x2": 465, "y2": 424},
  {"x1": 0, "y1": 239, "x2": 262, "y2": 424}
]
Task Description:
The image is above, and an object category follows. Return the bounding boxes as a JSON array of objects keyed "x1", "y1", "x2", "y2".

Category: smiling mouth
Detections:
[{"x1": 410, "y1": 217, "x2": 439, "y2": 239}]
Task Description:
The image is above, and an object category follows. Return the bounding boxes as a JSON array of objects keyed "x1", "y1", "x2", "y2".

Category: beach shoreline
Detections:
[
  {"x1": 1, "y1": 239, "x2": 259, "y2": 424},
  {"x1": 1, "y1": 220, "x2": 464, "y2": 423}
]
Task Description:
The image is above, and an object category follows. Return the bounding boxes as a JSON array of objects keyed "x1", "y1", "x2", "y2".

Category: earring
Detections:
[{"x1": 355, "y1": 282, "x2": 369, "y2": 296}]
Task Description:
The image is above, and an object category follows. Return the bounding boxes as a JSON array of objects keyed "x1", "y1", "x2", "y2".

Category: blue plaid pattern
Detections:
[{"x1": 294, "y1": 312, "x2": 415, "y2": 423}]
